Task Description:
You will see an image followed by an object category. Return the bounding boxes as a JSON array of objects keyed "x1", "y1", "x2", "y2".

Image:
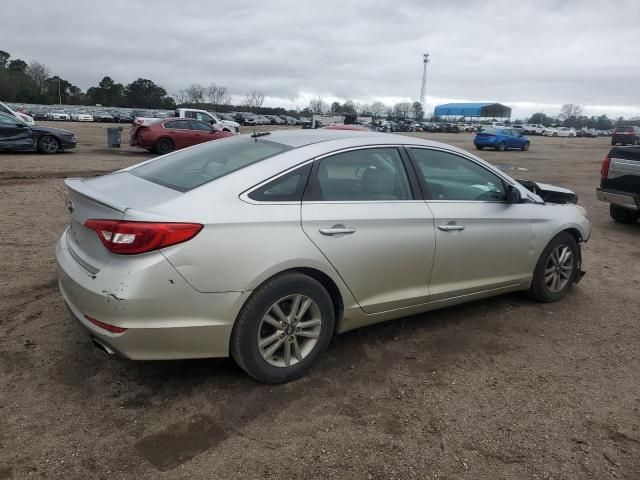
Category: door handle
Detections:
[
  {"x1": 438, "y1": 224, "x2": 465, "y2": 232},
  {"x1": 319, "y1": 226, "x2": 356, "y2": 236}
]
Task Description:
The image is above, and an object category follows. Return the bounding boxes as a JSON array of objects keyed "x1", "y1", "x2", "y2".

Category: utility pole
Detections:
[
  {"x1": 58, "y1": 77, "x2": 62, "y2": 105},
  {"x1": 419, "y1": 53, "x2": 429, "y2": 109}
]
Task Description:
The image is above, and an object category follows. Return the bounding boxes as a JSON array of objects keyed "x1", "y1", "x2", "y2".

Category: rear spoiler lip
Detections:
[{"x1": 64, "y1": 178, "x2": 127, "y2": 213}]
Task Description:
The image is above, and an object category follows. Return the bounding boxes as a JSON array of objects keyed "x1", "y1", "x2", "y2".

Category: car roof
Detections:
[{"x1": 264, "y1": 129, "x2": 424, "y2": 148}]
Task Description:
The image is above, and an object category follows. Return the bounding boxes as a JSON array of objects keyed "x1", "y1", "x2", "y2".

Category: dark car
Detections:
[
  {"x1": 130, "y1": 118, "x2": 234, "y2": 154},
  {"x1": 611, "y1": 126, "x2": 640, "y2": 146},
  {"x1": 0, "y1": 112, "x2": 76, "y2": 153},
  {"x1": 597, "y1": 146, "x2": 640, "y2": 223}
]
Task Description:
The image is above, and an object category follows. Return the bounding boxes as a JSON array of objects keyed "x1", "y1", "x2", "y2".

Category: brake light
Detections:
[
  {"x1": 84, "y1": 315, "x2": 127, "y2": 333},
  {"x1": 84, "y1": 220, "x2": 203, "y2": 255},
  {"x1": 601, "y1": 155, "x2": 611, "y2": 179}
]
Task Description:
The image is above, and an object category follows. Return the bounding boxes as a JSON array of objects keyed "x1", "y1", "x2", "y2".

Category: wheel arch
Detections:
[{"x1": 238, "y1": 266, "x2": 347, "y2": 336}]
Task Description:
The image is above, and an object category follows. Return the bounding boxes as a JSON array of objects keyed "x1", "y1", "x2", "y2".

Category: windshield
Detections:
[
  {"x1": 131, "y1": 136, "x2": 292, "y2": 192},
  {"x1": 617, "y1": 127, "x2": 634, "y2": 132}
]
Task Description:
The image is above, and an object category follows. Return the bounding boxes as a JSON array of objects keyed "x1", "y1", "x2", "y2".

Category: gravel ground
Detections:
[{"x1": 1, "y1": 122, "x2": 639, "y2": 479}]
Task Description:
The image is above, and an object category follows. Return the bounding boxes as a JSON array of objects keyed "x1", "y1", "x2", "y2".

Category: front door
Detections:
[
  {"x1": 0, "y1": 115, "x2": 33, "y2": 149},
  {"x1": 301, "y1": 146, "x2": 435, "y2": 314},
  {"x1": 408, "y1": 147, "x2": 538, "y2": 301}
]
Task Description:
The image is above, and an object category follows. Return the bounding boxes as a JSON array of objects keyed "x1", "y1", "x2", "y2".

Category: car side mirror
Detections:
[
  {"x1": 507, "y1": 185, "x2": 522, "y2": 203},
  {"x1": 16, "y1": 122, "x2": 26, "y2": 128}
]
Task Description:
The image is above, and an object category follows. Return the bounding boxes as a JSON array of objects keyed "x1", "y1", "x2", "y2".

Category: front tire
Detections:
[
  {"x1": 528, "y1": 232, "x2": 579, "y2": 303},
  {"x1": 230, "y1": 272, "x2": 335, "y2": 383},
  {"x1": 610, "y1": 204, "x2": 640, "y2": 224},
  {"x1": 38, "y1": 135, "x2": 60, "y2": 154},
  {"x1": 522, "y1": 142, "x2": 530, "y2": 151},
  {"x1": 497, "y1": 142, "x2": 506, "y2": 151}
]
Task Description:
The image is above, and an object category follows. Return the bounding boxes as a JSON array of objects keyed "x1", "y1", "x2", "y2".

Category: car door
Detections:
[
  {"x1": 301, "y1": 146, "x2": 436, "y2": 314},
  {"x1": 163, "y1": 119, "x2": 192, "y2": 149},
  {"x1": 188, "y1": 120, "x2": 217, "y2": 145},
  {"x1": 407, "y1": 147, "x2": 538, "y2": 301},
  {"x1": 0, "y1": 115, "x2": 34, "y2": 149},
  {"x1": 502, "y1": 129, "x2": 517, "y2": 148}
]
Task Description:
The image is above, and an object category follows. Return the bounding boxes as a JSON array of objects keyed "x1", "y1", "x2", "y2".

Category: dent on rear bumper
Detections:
[{"x1": 56, "y1": 233, "x2": 250, "y2": 359}]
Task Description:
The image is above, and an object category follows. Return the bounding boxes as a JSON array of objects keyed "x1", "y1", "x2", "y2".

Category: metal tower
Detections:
[{"x1": 419, "y1": 53, "x2": 429, "y2": 108}]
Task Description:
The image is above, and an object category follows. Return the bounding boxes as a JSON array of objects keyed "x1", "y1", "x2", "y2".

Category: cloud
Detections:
[{"x1": 2, "y1": 0, "x2": 639, "y2": 118}]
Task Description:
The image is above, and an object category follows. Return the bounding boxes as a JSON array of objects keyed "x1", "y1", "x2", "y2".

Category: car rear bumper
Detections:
[
  {"x1": 56, "y1": 230, "x2": 249, "y2": 359},
  {"x1": 596, "y1": 188, "x2": 639, "y2": 210}
]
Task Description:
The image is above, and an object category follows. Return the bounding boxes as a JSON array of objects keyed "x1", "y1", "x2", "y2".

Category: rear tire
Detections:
[
  {"x1": 230, "y1": 272, "x2": 335, "y2": 383},
  {"x1": 528, "y1": 232, "x2": 579, "y2": 303},
  {"x1": 610, "y1": 204, "x2": 640, "y2": 224},
  {"x1": 37, "y1": 135, "x2": 60, "y2": 154},
  {"x1": 497, "y1": 142, "x2": 506, "y2": 151},
  {"x1": 154, "y1": 138, "x2": 174, "y2": 155},
  {"x1": 475, "y1": 145, "x2": 484, "y2": 150}
]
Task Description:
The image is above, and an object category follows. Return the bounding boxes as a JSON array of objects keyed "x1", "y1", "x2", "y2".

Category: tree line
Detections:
[
  {"x1": 2, "y1": 49, "x2": 638, "y2": 126},
  {"x1": 0, "y1": 50, "x2": 175, "y2": 109}
]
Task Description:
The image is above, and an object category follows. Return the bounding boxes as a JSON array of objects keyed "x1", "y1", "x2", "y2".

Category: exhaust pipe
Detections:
[{"x1": 92, "y1": 338, "x2": 115, "y2": 355}]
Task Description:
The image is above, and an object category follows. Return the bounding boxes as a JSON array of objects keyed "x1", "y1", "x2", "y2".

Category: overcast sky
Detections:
[{"x1": 3, "y1": 0, "x2": 639, "y2": 118}]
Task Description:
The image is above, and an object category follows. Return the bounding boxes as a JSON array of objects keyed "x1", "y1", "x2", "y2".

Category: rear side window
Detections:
[
  {"x1": 132, "y1": 137, "x2": 292, "y2": 192},
  {"x1": 248, "y1": 163, "x2": 311, "y2": 202}
]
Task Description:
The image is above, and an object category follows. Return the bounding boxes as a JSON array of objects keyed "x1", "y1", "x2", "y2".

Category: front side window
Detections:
[
  {"x1": 410, "y1": 148, "x2": 506, "y2": 202},
  {"x1": 310, "y1": 148, "x2": 412, "y2": 201},
  {"x1": 190, "y1": 120, "x2": 212, "y2": 132},
  {"x1": 164, "y1": 120, "x2": 190, "y2": 130},
  {"x1": 132, "y1": 137, "x2": 292, "y2": 192}
]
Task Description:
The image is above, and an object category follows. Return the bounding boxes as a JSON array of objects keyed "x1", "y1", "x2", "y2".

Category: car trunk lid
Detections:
[{"x1": 64, "y1": 172, "x2": 183, "y2": 272}]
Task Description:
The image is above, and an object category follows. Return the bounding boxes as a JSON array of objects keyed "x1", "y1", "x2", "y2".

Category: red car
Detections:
[{"x1": 130, "y1": 118, "x2": 234, "y2": 154}]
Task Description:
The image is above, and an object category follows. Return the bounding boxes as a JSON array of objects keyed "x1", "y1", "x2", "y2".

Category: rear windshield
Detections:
[
  {"x1": 131, "y1": 136, "x2": 291, "y2": 192},
  {"x1": 616, "y1": 127, "x2": 634, "y2": 132}
]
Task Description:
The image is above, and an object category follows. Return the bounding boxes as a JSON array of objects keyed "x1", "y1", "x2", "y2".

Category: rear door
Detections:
[
  {"x1": 163, "y1": 120, "x2": 192, "y2": 149},
  {"x1": 301, "y1": 146, "x2": 435, "y2": 314},
  {"x1": 0, "y1": 115, "x2": 34, "y2": 149},
  {"x1": 408, "y1": 147, "x2": 537, "y2": 300}
]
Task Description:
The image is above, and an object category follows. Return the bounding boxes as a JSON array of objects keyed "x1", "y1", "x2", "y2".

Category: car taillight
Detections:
[
  {"x1": 84, "y1": 220, "x2": 203, "y2": 255},
  {"x1": 601, "y1": 155, "x2": 611, "y2": 179}
]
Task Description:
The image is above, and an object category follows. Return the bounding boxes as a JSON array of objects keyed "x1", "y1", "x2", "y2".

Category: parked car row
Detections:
[{"x1": 233, "y1": 112, "x2": 302, "y2": 126}]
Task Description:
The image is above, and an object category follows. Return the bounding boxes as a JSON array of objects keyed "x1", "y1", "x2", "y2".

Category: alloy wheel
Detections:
[
  {"x1": 40, "y1": 136, "x2": 59, "y2": 153},
  {"x1": 544, "y1": 245, "x2": 574, "y2": 292},
  {"x1": 257, "y1": 294, "x2": 322, "y2": 367}
]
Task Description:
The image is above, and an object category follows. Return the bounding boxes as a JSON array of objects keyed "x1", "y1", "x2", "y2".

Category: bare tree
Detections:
[
  {"x1": 559, "y1": 104, "x2": 583, "y2": 121},
  {"x1": 394, "y1": 102, "x2": 412, "y2": 119},
  {"x1": 355, "y1": 102, "x2": 369, "y2": 115},
  {"x1": 309, "y1": 96, "x2": 327, "y2": 114},
  {"x1": 173, "y1": 89, "x2": 189, "y2": 105},
  {"x1": 25, "y1": 61, "x2": 51, "y2": 94},
  {"x1": 185, "y1": 83, "x2": 206, "y2": 104},
  {"x1": 243, "y1": 90, "x2": 266, "y2": 113},
  {"x1": 370, "y1": 101, "x2": 387, "y2": 118},
  {"x1": 207, "y1": 84, "x2": 230, "y2": 111}
]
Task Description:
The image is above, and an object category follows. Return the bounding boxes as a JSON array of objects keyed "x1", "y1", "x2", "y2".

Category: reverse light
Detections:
[
  {"x1": 84, "y1": 220, "x2": 203, "y2": 255},
  {"x1": 84, "y1": 315, "x2": 127, "y2": 334}
]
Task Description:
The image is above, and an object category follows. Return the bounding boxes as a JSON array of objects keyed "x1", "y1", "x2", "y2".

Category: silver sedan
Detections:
[{"x1": 56, "y1": 130, "x2": 591, "y2": 383}]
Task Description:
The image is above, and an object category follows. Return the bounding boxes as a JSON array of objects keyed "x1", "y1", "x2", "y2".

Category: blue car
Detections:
[{"x1": 474, "y1": 127, "x2": 530, "y2": 151}]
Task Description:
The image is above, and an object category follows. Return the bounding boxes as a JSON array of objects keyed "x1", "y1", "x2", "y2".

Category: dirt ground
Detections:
[{"x1": 1, "y1": 122, "x2": 639, "y2": 480}]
